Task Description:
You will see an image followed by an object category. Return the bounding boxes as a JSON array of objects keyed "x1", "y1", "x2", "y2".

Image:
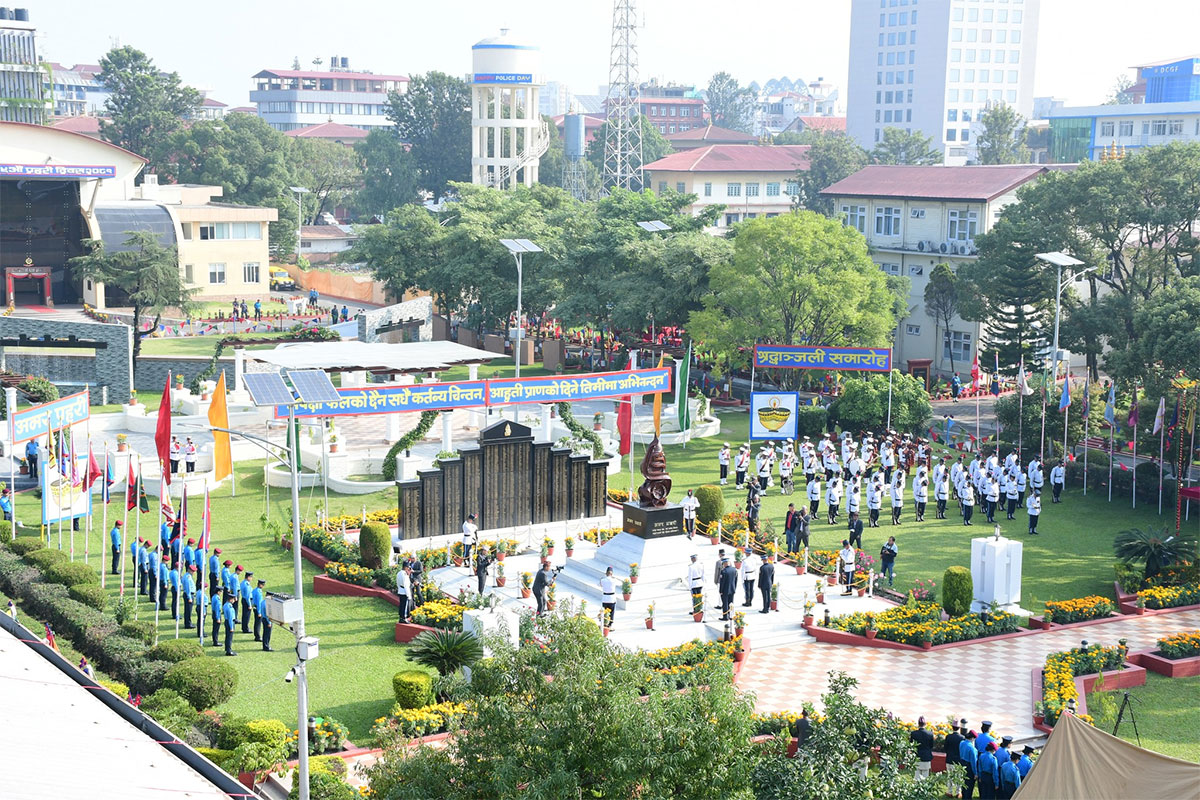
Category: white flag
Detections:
[
  {"x1": 1018, "y1": 358, "x2": 1033, "y2": 396},
  {"x1": 1152, "y1": 396, "x2": 1166, "y2": 434}
]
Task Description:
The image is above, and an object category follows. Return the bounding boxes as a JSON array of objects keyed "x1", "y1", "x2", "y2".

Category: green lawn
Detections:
[
  {"x1": 1087, "y1": 674, "x2": 1200, "y2": 762},
  {"x1": 12, "y1": 458, "x2": 418, "y2": 743},
  {"x1": 440, "y1": 357, "x2": 555, "y2": 382},
  {"x1": 138, "y1": 332, "x2": 300, "y2": 358},
  {"x1": 612, "y1": 410, "x2": 1190, "y2": 610}
]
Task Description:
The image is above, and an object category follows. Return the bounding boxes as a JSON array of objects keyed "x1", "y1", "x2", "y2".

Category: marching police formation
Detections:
[
  {"x1": 943, "y1": 718, "x2": 1034, "y2": 799},
  {"x1": 107, "y1": 517, "x2": 272, "y2": 657}
]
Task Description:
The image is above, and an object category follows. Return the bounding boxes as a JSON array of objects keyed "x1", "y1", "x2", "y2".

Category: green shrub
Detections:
[
  {"x1": 141, "y1": 689, "x2": 199, "y2": 734},
  {"x1": 130, "y1": 659, "x2": 172, "y2": 696},
  {"x1": 8, "y1": 536, "x2": 45, "y2": 555},
  {"x1": 196, "y1": 747, "x2": 235, "y2": 770},
  {"x1": 408, "y1": 629, "x2": 484, "y2": 676},
  {"x1": 121, "y1": 619, "x2": 157, "y2": 646},
  {"x1": 163, "y1": 657, "x2": 239, "y2": 710},
  {"x1": 148, "y1": 638, "x2": 204, "y2": 663},
  {"x1": 45, "y1": 561, "x2": 99, "y2": 588},
  {"x1": 392, "y1": 669, "x2": 434, "y2": 709},
  {"x1": 69, "y1": 583, "x2": 108, "y2": 611},
  {"x1": 0, "y1": 520, "x2": 12, "y2": 545},
  {"x1": 18, "y1": 376, "x2": 59, "y2": 403},
  {"x1": 358, "y1": 520, "x2": 391, "y2": 570},
  {"x1": 694, "y1": 485, "x2": 725, "y2": 530},
  {"x1": 223, "y1": 718, "x2": 290, "y2": 751},
  {"x1": 794, "y1": 405, "x2": 828, "y2": 440},
  {"x1": 310, "y1": 754, "x2": 349, "y2": 778},
  {"x1": 99, "y1": 678, "x2": 129, "y2": 698},
  {"x1": 289, "y1": 770, "x2": 357, "y2": 800},
  {"x1": 25, "y1": 548, "x2": 69, "y2": 571},
  {"x1": 942, "y1": 566, "x2": 973, "y2": 617}
]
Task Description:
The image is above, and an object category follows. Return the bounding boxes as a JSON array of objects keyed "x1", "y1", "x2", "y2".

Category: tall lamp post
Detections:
[
  {"x1": 290, "y1": 186, "x2": 309, "y2": 265},
  {"x1": 636, "y1": 221, "x2": 671, "y2": 352},
  {"x1": 1034, "y1": 252, "x2": 1095, "y2": 460},
  {"x1": 500, "y1": 239, "x2": 542, "y2": 379}
]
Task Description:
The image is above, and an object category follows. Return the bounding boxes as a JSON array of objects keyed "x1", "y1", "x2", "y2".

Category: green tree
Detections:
[
  {"x1": 793, "y1": 132, "x2": 870, "y2": 215},
  {"x1": 70, "y1": 232, "x2": 197, "y2": 367},
  {"x1": 831, "y1": 372, "x2": 932, "y2": 434},
  {"x1": 772, "y1": 130, "x2": 821, "y2": 145},
  {"x1": 1104, "y1": 74, "x2": 1136, "y2": 105},
  {"x1": 291, "y1": 137, "x2": 361, "y2": 224},
  {"x1": 871, "y1": 127, "x2": 942, "y2": 165},
  {"x1": 98, "y1": 45, "x2": 200, "y2": 163},
  {"x1": 705, "y1": 71, "x2": 755, "y2": 133},
  {"x1": 975, "y1": 104, "x2": 1030, "y2": 165},
  {"x1": 364, "y1": 613, "x2": 756, "y2": 800},
  {"x1": 1114, "y1": 527, "x2": 1199, "y2": 582},
  {"x1": 351, "y1": 129, "x2": 420, "y2": 217},
  {"x1": 688, "y1": 212, "x2": 900, "y2": 389},
  {"x1": 386, "y1": 71, "x2": 471, "y2": 201},
  {"x1": 348, "y1": 204, "x2": 444, "y2": 306},
  {"x1": 923, "y1": 263, "x2": 962, "y2": 373},
  {"x1": 586, "y1": 115, "x2": 673, "y2": 179},
  {"x1": 1105, "y1": 277, "x2": 1200, "y2": 397}
]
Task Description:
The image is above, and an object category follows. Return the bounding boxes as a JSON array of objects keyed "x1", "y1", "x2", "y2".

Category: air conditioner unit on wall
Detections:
[{"x1": 917, "y1": 240, "x2": 926, "y2": 251}]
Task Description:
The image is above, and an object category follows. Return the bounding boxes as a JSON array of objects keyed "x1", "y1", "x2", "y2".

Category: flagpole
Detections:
[
  {"x1": 1039, "y1": 368, "x2": 1049, "y2": 463},
  {"x1": 120, "y1": 448, "x2": 129, "y2": 597},
  {"x1": 1062, "y1": 382, "x2": 1070, "y2": 465},
  {"x1": 1108, "y1": 418, "x2": 1114, "y2": 502},
  {"x1": 1017, "y1": 366, "x2": 1025, "y2": 458},
  {"x1": 174, "y1": 484, "x2": 184, "y2": 641},
  {"x1": 1187, "y1": 389, "x2": 1197, "y2": 522},
  {"x1": 1083, "y1": 397, "x2": 1089, "y2": 496},
  {"x1": 1158, "y1": 410, "x2": 1165, "y2": 516},
  {"x1": 1132, "y1": 417, "x2": 1138, "y2": 510},
  {"x1": 101, "y1": 447, "x2": 109, "y2": 589},
  {"x1": 68, "y1": 428, "x2": 76, "y2": 561},
  {"x1": 155, "y1": 460, "x2": 164, "y2": 644},
  {"x1": 1177, "y1": 400, "x2": 1188, "y2": 531},
  {"x1": 57, "y1": 428, "x2": 63, "y2": 552},
  {"x1": 134, "y1": 455, "x2": 142, "y2": 619},
  {"x1": 5, "y1": 387, "x2": 15, "y2": 536},
  {"x1": 85, "y1": 432, "x2": 92, "y2": 565}
]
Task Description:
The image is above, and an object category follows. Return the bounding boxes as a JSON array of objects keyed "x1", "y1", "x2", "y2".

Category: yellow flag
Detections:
[
  {"x1": 207, "y1": 371, "x2": 232, "y2": 483},
  {"x1": 652, "y1": 354, "x2": 664, "y2": 436}
]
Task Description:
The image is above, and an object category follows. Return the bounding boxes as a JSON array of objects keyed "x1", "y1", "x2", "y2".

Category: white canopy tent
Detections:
[{"x1": 250, "y1": 340, "x2": 498, "y2": 375}]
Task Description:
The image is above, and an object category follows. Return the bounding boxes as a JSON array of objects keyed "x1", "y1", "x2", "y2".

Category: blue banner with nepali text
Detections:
[
  {"x1": 487, "y1": 368, "x2": 671, "y2": 406},
  {"x1": 11, "y1": 390, "x2": 90, "y2": 444},
  {"x1": 753, "y1": 345, "x2": 891, "y2": 372}
]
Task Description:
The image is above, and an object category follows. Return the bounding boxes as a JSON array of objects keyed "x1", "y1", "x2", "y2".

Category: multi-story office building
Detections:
[
  {"x1": 635, "y1": 80, "x2": 705, "y2": 135},
  {"x1": 847, "y1": 0, "x2": 1041, "y2": 164},
  {"x1": 0, "y1": 8, "x2": 48, "y2": 124},
  {"x1": 1126, "y1": 55, "x2": 1200, "y2": 104},
  {"x1": 250, "y1": 57, "x2": 407, "y2": 132},
  {"x1": 820, "y1": 164, "x2": 1062, "y2": 383},
  {"x1": 45, "y1": 62, "x2": 109, "y2": 117},
  {"x1": 1047, "y1": 101, "x2": 1200, "y2": 162}
]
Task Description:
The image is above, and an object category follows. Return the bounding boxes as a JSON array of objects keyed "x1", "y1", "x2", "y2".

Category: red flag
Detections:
[
  {"x1": 1127, "y1": 441, "x2": 1135, "y2": 450},
  {"x1": 126, "y1": 459, "x2": 138, "y2": 512},
  {"x1": 1067, "y1": 453, "x2": 1076, "y2": 462},
  {"x1": 155, "y1": 373, "x2": 173, "y2": 486},
  {"x1": 1119, "y1": 462, "x2": 1129, "y2": 471},
  {"x1": 199, "y1": 487, "x2": 210, "y2": 550},
  {"x1": 616, "y1": 395, "x2": 632, "y2": 457},
  {"x1": 970, "y1": 352, "x2": 981, "y2": 392},
  {"x1": 86, "y1": 444, "x2": 102, "y2": 487},
  {"x1": 179, "y1": 486, "x2": 188, "y2": 540}
]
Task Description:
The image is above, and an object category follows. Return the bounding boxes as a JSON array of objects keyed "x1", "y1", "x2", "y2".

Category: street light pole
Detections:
[
  {"x1": 514, "y1": 251, "x2": 523, "y2": 380},
  {"x1": 287, "y1": 406, "x2": 311, "y2": 800},
  {"x1": 290, "y1": 186, "x2": 309, "y2": 265}
]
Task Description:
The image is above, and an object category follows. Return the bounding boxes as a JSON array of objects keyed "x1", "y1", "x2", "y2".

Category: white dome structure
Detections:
[{"x1": 470, "y1": 29, "x2": 548, "y2": 189}]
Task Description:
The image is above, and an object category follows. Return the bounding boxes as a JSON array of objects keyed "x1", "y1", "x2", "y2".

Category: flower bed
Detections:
[
  {"x1": 300, "y1": 526, "x2": 359, "y2": 564},
  {"x1": 1042, "y1": 642, "x2": 1127, "y2": 726},
  {"x1": 449, "y1": 538, "x2": 520, "y2": 559},
  {"x1": 1138, "y1": 583, "x2": 1200, "y2": 610},
  {"x1": 1043, "y1": 595, "x2": 1115, "y2": 625},
  {"x1": 323, "y1": 561, "x2": 375, "y2": 587},
  {"x1": 371, "y1": 701, "x2": 471, "y2": 742},
  {"x1": 822, "y1": 600, "x2": 1020, "y2": 646},
  {"x1": 410, "y1": 599, "x2": 464, "y2": 632},
  {"x1": 1157, "y1": 630, "x2": 1200, "y2": 660},
  {"x1": 578, "y1": 527, "x2": 622, "y2": 545}
]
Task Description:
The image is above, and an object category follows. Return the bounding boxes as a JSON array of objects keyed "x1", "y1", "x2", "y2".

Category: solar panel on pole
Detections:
[
  {"x1": 286, "y1": 370, "x2": 341, "y2": 404},
  {"x1": 243, "y1": 373, "x2": 296, "y2": 408}
]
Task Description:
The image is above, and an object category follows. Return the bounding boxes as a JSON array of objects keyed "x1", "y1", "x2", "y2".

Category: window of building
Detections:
[
  {"x1": 951, "y1": 48, "x2": 962, "y2": 62},
  {"x1": 668, "y1": 124, "x2": 676, "y2": 133},
  {"x1": 948, "y1": 109, "x2": 958, "y2": 122},
  {"x1": 948, "y1": 88, "x2": 960, "y2": 102},
  {"x1": 952, "y1": 27, "x2": 963, "y2": 42},
  {"x1": 676, "y1": 182, "x2": 686, "y2": 193},
  {"x1": 1013, "y1": 10, "x2": 1023, "y2": 22},
  {"x1": 966, "y1": 49, "x2": 977, "y2": 63},
  {"x1": 888, "y1": 32, "x2": 897, "y2": 45},
  {"x1": 898, "y1": 31, "x2": 907, "y2": 45},
  {"x1": 1011, "y1": 30, "x2": 1021, "y2": 43},
  {"x1": 910, "y1": 208, "x2": 926, "y2": 219},
  {"x1": 727, "y1": 182, "x2": 741, "y2": 197},
  {"x1": 997, "y1": 30, "x2": 1007, "y2": 43},
  {"x1": 704, "y1": 182, "x2": 713, "y2": 197},
  {"x1": 907, "y1": 89, "x2": 913, "y2": 103},
  {"x1": 907, "y1": 109, "x2": 912, "y2": 122},
  {"x1": 184, "y1": 264, "x2": 193, "y2": 283},
  {"x1": 1119, "y1": 120, "x2": 1133, "y2": 137},
  {"x1": 961, "y1": 128, "x2": 970, "y2": 141},
  {"x1": 881, "y1": 262, "x2": 902, "y2": 276},
  {"x1": 953, "y1": 7, "x2": 964, "y2": 20},
  {"x1": 724, "y1": 213, "x2": 740, "y2": 226},
  {"x1": 967, "y1": 8, "x2": 979, "y2": 21},
  {"x1": 785, "y1": 180, "x2": 800, "y2": 196},
  {"x1": 946, "y1": 128, "x2": 957, "y2": 141},
  {"x1": 243, "y1": 262, "x2": 260, "y2": 283},
  {"x1": 766, "y1": 182, "x2": 781, "y2": 197},
  {"x1": 1100, "y1": 121, "x2": 1114, "y2": 137},
  {"x1": 1168, "y1": 119, "x2": 1184, "y2": 135},
  {"x1": 962, "y1": 108, "x2": 972, "y2": 122},
  {"x1": 208, "y1": 263, "x2": 226, "y2": 284},
  {"x1": 657, "y1": 181, "x2": 667, "y2": 194},
  {"x1": 981, "y1": 29, "x2": 992, "y2": 43},
  {"x1": 1151, "y1": 119, "x2": 1168, "y2": 136},
  {"x1": 906, "y1": 324, "x2": 922, "y2": 336},
  {"x1": 842, "y1": 204, "x2": 868, "y2": 233},
  {"x1": 967, "y1": 29, "x2": 978, "y2": 42},
  {"x1": 1006, "y1": 90, "x2": 1017, "y2": 103},
  {"x1": 944, "y1": 330, "x2": 971, "y2": 362},
  {"x1": 950, "y1": 69, "x2": 960, "y2": 82},
  {"x1": 948, "y1": 209, "x2": 978, "y2": 241},
  {"x1": 198, "y1": 224, "x2": 215, "y2": 240},
  {"x1": 745, "y1": 183, "x2": 760, "y2": 197},
  {"x1": 669, "y1": 106, "x2": 676, "y2": 116},
  {"x1": 908, "y1": 265, "x2": 924, "y2": 277},
  {"x1": 875, "y1": 206, "x2": 902, "y2": 237},
  {"x1": 885, "y1": 110, "x2": 893, "y2": 123},
  {"x1": 650, "y1": 105, "x2": 657, "y2": 116}
]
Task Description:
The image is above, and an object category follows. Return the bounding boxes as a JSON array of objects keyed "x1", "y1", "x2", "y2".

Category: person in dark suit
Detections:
[
  {"x1": 757, "y1": 557, "x2": 775, "y2": 614},
  {"x1": 718, "y1": 559, "x2": 738, "y2": 620},
  {"x1": 848, "y1": 511, "x2": 864, "y2": 550},
  {"x1": 532, "y1": 561, "x2": 555, "y2": 615},
  {"x1": 944, "y1": 719, "x2": 965, "y2": 798},
  {"x1": 475, "y1": 547, "x2": 493, "y2": 594},
  {"x1": 784, "y1": 504, "x2": 799, "y2": 554}
]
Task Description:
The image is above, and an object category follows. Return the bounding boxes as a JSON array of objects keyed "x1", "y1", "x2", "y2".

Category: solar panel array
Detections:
[
  {"x1": 499, "y1": 238, "x2": 543, "y2": 253},
  {"x1": 286, "y1": 369, "x2": 342, "y2": 404},
  {"x1": 243, "y1": 373, "x2": 296, "y2": 408}
]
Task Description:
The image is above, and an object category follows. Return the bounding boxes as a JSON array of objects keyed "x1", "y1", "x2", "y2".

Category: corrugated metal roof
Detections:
[
  {"x1": 664, "y1": 124, "x2": 757, "y2": 144},
  {"x1": 253, "y1": 341, "x2": 498, "y2": 373},
  {"x1": 94, "y1": 204, "x2": 177, "y2": 250},
  {"x1": 820, "y1": 165, "x2": 1053, "y2": 202},
  {"x1": 644, "y1": 144, "x2": 811, "y2": 173},
  {"x1": 254, "y1": 68, "x2": 408, "y2": 83}
]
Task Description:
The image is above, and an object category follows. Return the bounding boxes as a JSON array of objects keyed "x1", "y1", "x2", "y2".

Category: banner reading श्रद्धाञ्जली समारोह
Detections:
[{"x1": 752, "y1": 345, "x2": 891, "y2": 372}]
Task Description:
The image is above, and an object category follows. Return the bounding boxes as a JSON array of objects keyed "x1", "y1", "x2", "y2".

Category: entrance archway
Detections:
[{"x1": 5, "y1": 269, "x2": 53, "y2": 307}]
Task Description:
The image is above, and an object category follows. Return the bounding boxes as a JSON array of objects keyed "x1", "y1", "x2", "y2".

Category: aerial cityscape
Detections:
[{"x1": 1, "y1": 1, "x2": 1198, "y2": 798}]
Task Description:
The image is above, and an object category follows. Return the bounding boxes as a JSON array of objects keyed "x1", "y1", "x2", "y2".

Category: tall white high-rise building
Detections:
[{"x1": 847, "y1": 0, "x2": 1040, "y2": 164}]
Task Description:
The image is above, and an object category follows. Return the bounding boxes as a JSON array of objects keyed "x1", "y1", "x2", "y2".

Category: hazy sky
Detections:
[{"x1": 30, "y1": 0, "x2": 1199, "y2": 109}]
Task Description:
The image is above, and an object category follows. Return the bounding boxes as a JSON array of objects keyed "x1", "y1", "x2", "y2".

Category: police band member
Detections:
[
  {"x1": 734, "y1": 445, "x2": 750, "y2": 489},
  {"x1": 680, "y1": 489, "x2": 700, "y2": 538},
  {"x1": 718, "y1": 443, "x2": 731, "y2": 485}
]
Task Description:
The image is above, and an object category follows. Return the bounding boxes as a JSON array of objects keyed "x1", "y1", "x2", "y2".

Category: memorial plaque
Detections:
[
  {"x1": 568, "y1": 454, "x2": 588, "y2": 519},
  {"x1": 622, "y1": 502, "x2": 684, "y2": 539},
  {"x1": 549, "y1": 448, "x2": 570, "y2": 520},
  {"x1": 441, "y1": 458, "x2": 464, "y2": 536},
  {"x1": 586, "y1": 462, "x2": 607, "y2": 517},
  {"x1": 481, "y1": 420, "x2": 533, "y2": 529},
  {"x1": 419, "y1": 469, "x2": 443, "y2": 537},
  {"x1": 461, "y1": 448, "x2": 483, "y2": 518},
  {"x1": 531, "y1": 442, "x2": 552, "y2": 524},
  {"x1": 398, "y1": 481, "x2": 422, "y2": 539}
]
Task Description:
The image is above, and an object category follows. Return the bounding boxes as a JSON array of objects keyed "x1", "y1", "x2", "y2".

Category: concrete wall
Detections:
[
  {"x1": 283, "y1": 263, "x2": 392, "y2": 305},
  {"x1": 1, "y1": 352, "x2": 235, "y2": 397},
  {"x1": 357, "y1": 295, "x2": 437, "y2": 343},
  {"x1": 0, "y1": 316, "x2": 132, "y2": 403}
]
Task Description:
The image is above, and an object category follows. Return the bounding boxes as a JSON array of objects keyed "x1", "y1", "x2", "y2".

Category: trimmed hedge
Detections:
[
  {"x1": 69, "y1": 583, "x2": 108, "y2": 611},
  {"x1": 8, "y1": 536, "x2": 45, "y2": 555},
  {"x1": 196, "y1": 747, "x2": 235, "y2": 770},
  {"x1": 223, "y1": 718, "x2": 289, "y2": 751},
  {"x1": 358, "y1": 521, "x2": 391, "y2": 570},
  {"x1": 392, "y1": 669, "x2": 434, "y2": 709},
  {"x1": 164, "y1": 657, "x2": 238, "y2": 710},
  {"x1": 795, "y1": 405, "x2": 828, "y2": 440},
  {"x1": 147, "y1": 638, "x2": 204, "y2": 663},
  {"x1": 121, "y1": 619, "x2": 157, "y2": 646},
  {"x1": 25, "y1": 548, "x2": 69, "y2": 571},
  {"x1": 942, "y1": 566, "x2": 973, "y2": 617},
  {"x1": 0, "y1": 520, "x2": 11, "y2": 545},
  {"x1": 141, "y1": 688, "x2": 199, "y2": 734},
  {"x1": 45, "y1": 561, "x2": 100, "y2": 588},
  {"x1": 694, "y1": 485, "x2": 725, "y2": 530}
]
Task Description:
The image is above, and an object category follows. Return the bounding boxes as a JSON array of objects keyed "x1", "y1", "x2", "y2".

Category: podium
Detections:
[{"x1": 970, "y1": 533, "x2": 1029, "y2": 615}]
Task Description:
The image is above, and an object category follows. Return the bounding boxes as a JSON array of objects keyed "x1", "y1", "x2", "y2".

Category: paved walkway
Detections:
[{"x1": 737, "y1": 609, "x2": 1200, "y2": 743}]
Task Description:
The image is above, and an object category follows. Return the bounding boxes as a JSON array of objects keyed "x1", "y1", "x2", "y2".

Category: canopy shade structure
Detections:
[
  {"x1": 1013, "y1": 712, "x2": 1200, "y2": 800},
  {"x1": 250, "y1": 340, "x2": 499, "y2": 375}
]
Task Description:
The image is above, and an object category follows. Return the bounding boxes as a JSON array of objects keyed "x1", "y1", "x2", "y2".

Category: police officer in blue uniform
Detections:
[
  {"x1": 211, "y1": 585, "x2": 224, "y2": 647},
  {"x1": 182, "y1": 564, "x2": 197, "y2": 628},
  {"x1": 978, "y1": 741, "x2": 1000, "y2": 799},
  {"x1": 958, "y1": 730, "x2": 978, "y2": 799},
  {"x1": 239, "y1": 569, "x2": 254, "y2": 633},
  {"x1": 147, "y1": 544, "x2": 160, "y2": 604},
  {"x1": 251, "y1": 578, "x2": 265, "y2": 642},
  {"x1": 221, "y1": 591, "x2": 238, "y2": 656},
  {"x1": 167, "y1": 559, "x2": 181, "y2": 620},
  {"x1": 255, "y1": 579, "x2": 273, "y2": 651},
  {"x1": 1017, "y1": 745, "x2": 1034, "y2": 779},
  {"x1": 998, "y1": 751, "x2": 1022, "y2": 799},
  {"x1": 109, "y1": 520, "x2": 123, "y2": 575},
  {"x1": 157, "y1": 550, "x2": 170, "y2": 611},
  {"x1": 975, "y1": 720, "x2": 995, "y2": 754},
  {"x1": 182, "y1": 538, "x2": 196, "y2": 570},
  {"x1": 208, "y1": 548, "x2": 222, "y2": 591}
]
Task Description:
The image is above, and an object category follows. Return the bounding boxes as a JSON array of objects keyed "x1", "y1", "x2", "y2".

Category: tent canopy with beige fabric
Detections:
[{"x1": 1014, "y1": 711, "x2": 1200, "y2": 800}]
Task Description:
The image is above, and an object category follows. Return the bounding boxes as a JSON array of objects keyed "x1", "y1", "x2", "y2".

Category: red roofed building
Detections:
[
  {"x1": 50, "y1": 115, "x2": 104, "y2": 138},
  {"x1": 820, "y1": 164, "x2": 1065, "y2": 381},
  {"x1": 781, "y1": 116, "x2": 847, "y2": 135},
  {"x1": 644, "y1": 145, "x2": 810, "y2": 230},
  {"x1": 194, "y1": 97, "x2": 228, "y2": 120},
  {"x1": 664, "y1": 124, "x2": 758, "y2": 150},
  {"x1": 284, "y1": 121, "x2": 371, "y2": 145},
  {"x1": 250, "y1": 58, "x2": 407, "y2": 132}
]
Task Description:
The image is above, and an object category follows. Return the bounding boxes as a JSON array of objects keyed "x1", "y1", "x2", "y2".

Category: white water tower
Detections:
[{"x1": 471, "y1": 29, "x2": 548, "y2": 188}]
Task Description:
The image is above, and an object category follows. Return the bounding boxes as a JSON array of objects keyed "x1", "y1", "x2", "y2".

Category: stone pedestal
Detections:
[
  {"x1": 622, "y1": 501, "x2": 683, "y2": 540},
  {"x1": 463, "y1": 607, "x2": 519, "y2": 682},
  {"x1": 970, "y1": 534, "x2": 1027, "y2": 614}
]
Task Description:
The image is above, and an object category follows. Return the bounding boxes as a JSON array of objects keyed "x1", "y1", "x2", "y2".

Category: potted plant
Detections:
[
  {"x1": 864, "y1": 613, "x2": 877, "y2": 640},
  {"x1": 770, "y1": 583, "x2": 779, "y2": 611},
  {"x1": 452, "y1": 544, "x2": 464, "y2": 568},
  {"x1": 547, "y1": 585, "x2": 556, "y2": 611},
  {"x1": 764, "y1": 542, "x2": 777, "y2": 563},
  {"x1": 564, "y1": 536, "x2": 575, "y2": 558},
  {"x1": 128, "y1": 389, "x2": 138, "y2": 406},
  {"x1": 173, "y1": 374, "x2": 184, "y2": 389},
  {"x1": 495, "y1": 561, "x2": 506, "y2": 588},
  {"x1": 520, "y1": 572, "x2": 532, "y2": 599},
  {"x1": 733, "y1": 611, "x2": 745, "y2": 637},
  {"x1": 733, "y1": 637, "x2": 746, "y2": 662},
  {"x1": 645, "y1": 602, "x2": 655, "y2": 630},
  {"x1": 826, "y1": 573, "x2": 837, "y2": 586},
  {"x1": 803, "y1": 598, "x2": 815, "y2": 626},
  {"x1": 593, "y1": 412, "x2": 605, "y2": 432},
  {"x1": 539, "y1": 543, "x2": 549, "y2": 561},
  {"x1": 815, "y1": 580, "x2": 825, "y2": 605},
  {"x1": 601, "y1": 607, "x2": 612, "y2": 636},
  {"x1": 228, "y1": 740, "x2": 286, "y2": 791},
  {"x1": 621, "y1": 578, "x2": 633, "y2": 602},
  {"x1": 709, "y1": 529, "x2": 721, "y2": 546},
  {"x1": 921, "y1": 635, "x2": 933, "y2": 650},
  {"x1": 543, "y1": 536, "x2": 555, "y2": 557},
  {"x1": 1033, "y1": 702, "x2": 1045, "y2": 726},
  {"x1": 1135, "y1": 594, "x2": 1146, "y2": 615},
  {"x1": 328, "y1": 432, "x2": 339, "y2": 454},
  {"x1": 200, "y1": 381, "x2": 212, "y2": 402},
  {"x1": 734, "y1": 548, "x2": 744, "y2": 569},
  {"x1": 116, "y1": 433, "x2": 129, "y2": 453},
  {"x1": 18, "y1": 457, "x2": 27, "y2": 475},
  {"x1": 857, "y1": 577, "x2": 867, "y2": 598},
  {"x1": 796, "y1": 552, "x2": 807, "y2": 575},
  {"x1": 628, "y1": 562, "x2": 639, "y2": 584},
  {"x1": 496, "y1": 541, "x2": 507, "y2": 562},
  {"x1": 692, "y1": 593, "x2": 704, "y2": 623}
]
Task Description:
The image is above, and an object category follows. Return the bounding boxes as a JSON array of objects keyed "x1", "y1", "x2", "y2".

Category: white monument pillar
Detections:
[
  {"x1": 540, "y1": 404, "x2": 553, "y2": 442},
  {"x1": 233, "y1": 348, "x2": 245, "y2": 391},
  {"x1": 442, "y1": 411, "x2": 453, "y2": 452},
  {"x1": 969, "y1": 530, "x2": 1028, "y2": 615},
  {"x1": 468, "y1": 364, "x2": 479, "y2": 381}
]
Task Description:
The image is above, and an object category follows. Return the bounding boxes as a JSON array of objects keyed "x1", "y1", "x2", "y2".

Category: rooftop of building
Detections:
[
  {"x1": 820, "y1": 164, "x2": 1062, "y2": 203},
  {"x1": 792, "y1": 116, "x2": 847, "y2": 132},
  {"x1": 283, "y1": 121, "x2": 370, "y2": 140},
  {"x1": 254, "y1": 68, "x2": 408, "y2": 83},
  {"x1": 1047, "y1": 99, "x2": 1200, "y2": 118},
  {"x1": 1131, "y1": 54, "x2": 1200, "y2": 68},
  {"x1": 664, "y1": 124, "x2": 757, "y2": 145},
  {"x1": 301, "y1": 224, "x2": 357, "y2": 238},
  {"x1": 49, "y1": 115, "x2": 103, "y2": 135},
  {"x1": 200, "y1": 97, "x2": 227, "y2": 108},
  {"x1": 645, "y1": 144, "x2": 811, "y2": 173}
]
